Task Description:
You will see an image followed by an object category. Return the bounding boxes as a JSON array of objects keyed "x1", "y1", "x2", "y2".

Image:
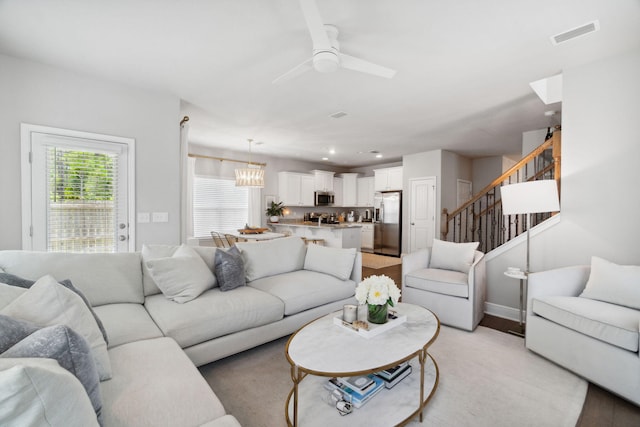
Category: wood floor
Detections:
[{"x1": 363, "y1": 262, "x2": 640, "y2": 427}]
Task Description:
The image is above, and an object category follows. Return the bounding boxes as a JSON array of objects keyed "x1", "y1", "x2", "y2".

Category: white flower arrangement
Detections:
[{"x1": 355, "y1": 275, "x2": 401, "y2": 307}]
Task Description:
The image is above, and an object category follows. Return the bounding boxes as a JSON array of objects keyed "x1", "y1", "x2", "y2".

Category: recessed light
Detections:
[
  {"x1": 329, "y1": 149, "x2": 336, "y2": 155},
  {"x1": 376, "y1": 154, "x2": 383, "y2": 158},
  {"x1": 322, "y1": 157, "x2": 329, "y2": 161}
]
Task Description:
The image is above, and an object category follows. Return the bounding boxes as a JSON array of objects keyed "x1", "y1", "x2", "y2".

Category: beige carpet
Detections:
[
  {"x1": 361, "y1": 252, "x2": 402, "y2": 269},
  {"x1": 199, "y1": 326, "x2": 587, "y2": 427}
]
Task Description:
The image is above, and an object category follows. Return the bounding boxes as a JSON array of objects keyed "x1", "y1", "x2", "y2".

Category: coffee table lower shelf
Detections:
[{"x1": 286, "y1": 354, "x2": 438, "y2": 426}]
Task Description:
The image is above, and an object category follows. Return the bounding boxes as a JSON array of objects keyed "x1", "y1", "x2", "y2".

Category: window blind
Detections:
[
  {"x1": 193, "y1": 176, "x2": 249, "y2": 238},
  {"x1": 46, "y1": 147, "x2": 118, "y2": 253}
]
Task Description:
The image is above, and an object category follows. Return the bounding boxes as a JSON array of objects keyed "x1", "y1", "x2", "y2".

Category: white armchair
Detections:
[{"x1": 401, "y1": 245, "x2": 486, "y2": 331}]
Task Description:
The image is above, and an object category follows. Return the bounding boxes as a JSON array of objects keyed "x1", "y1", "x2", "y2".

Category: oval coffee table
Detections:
[{"x1": 285, "y1": 303, "x2": 440, "y2": 426}]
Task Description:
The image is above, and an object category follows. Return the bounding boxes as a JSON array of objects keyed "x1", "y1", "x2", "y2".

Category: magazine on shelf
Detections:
[
  {"x1": 379, "y1": 365, "x2": 412, "y2": 389},
  {"x1": 375, "y1": 361, "x2": 410, "y2": 381},
  {"x1": 336, "y1": 375, "x2": 376, "y2": 395},
  {"x1": 324, "y1": 375, "x2": 385, "y2": 408}
]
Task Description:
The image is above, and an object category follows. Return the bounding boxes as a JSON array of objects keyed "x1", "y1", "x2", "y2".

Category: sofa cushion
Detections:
[
  {"x1": 214, "y1": 246, "x2": 246, "y2": 291},
  {"x1": 580, "y1": 256, "x2": 640, "y2": 310},
  {"x1": 405, "y1": 268, "x2": 469, "y2": 298},
  {"x1": 1, "y1": 275, "x2": 112, "y2": 380},
  {"x1": 429, "y1": 239, "x2": 479, "y2": 274},
  {"x1": 532, "y1": 296, "x2": 640, "y2": 352},
  {"x1": 146, "y1": 244, "x2": 216, "y2": 303},
  {"x1": 141, "y1": 244, "x2": 218, "y2": 296},
  {"x1": 236, "y1": 236, "x2": 306, "y2": 282},
  {"x1": 0, "y1": 284, "x2": 26, "y2": 310},
  {"x1": 249, "y1": 270, "x2": 356, "y2": 316},
  {"x1": 0, "y1": 251, "x2": 143, "y2": 306},
  {"x1": 0, "y1": 273, "x2": 109, "y2": 345},
  {"x1": 92, "y1": 303, "x2": 163, "y2": 349},
  {"x1": 303, "y1": 244, "x2": 357, "y2": 280},
  {"x1": 1, "y1": 324, "x2": 102, "y2": 423},
  {"x1": 144, "y1": 287, "x2": 284, "y2": 348},
  {"x1": 100, "y1": 337, "x2": 227, "y2": 427},
  {"x1": 0, "y1": 358, "x2": 99, "y2": 427},
  {"x1": 0, "y1": 314, "x2": 39, "y2": 353}
]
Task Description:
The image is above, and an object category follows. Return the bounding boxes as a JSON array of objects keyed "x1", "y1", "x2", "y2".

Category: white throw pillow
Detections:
[
  {"x1": 429, "y1": 239, "x2": 479, "y2": 274},
  {"x1": 580, "y1": 256, "x2": 640, "y2": 310},
  {"x1": 236, "y1": 237, "x2": 306, "y2": 282},
  {"x1": 303, "y1": 244, "x2": 357, "y2": 281},
  {"x1": 145, "y1": 244, "x2": 216, "y2": 303},
  {"x1": 0, "y1": 275, "x2": 112, "y2": 381},
  {"x1": 0, "y1": 358, "x2": 100, "y2": 427}
]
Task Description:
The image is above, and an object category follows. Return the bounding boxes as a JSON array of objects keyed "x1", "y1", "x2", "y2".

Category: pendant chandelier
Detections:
[{"x1": 235, "y1": 139, "x2": 264, "y2": 188}]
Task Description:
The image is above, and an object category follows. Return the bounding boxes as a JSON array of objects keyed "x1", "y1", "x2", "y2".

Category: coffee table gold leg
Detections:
[
  {"x1": 291, "y1": 365, "x2": 299, "y2": 427},
  {"x1": 419, "y1": 350, "x2": 426, "y2": 422}
]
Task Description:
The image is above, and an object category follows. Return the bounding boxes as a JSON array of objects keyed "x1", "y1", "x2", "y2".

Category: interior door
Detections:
[{"x1": 409, "y1": 177, "x2": 436, "y2": 252}]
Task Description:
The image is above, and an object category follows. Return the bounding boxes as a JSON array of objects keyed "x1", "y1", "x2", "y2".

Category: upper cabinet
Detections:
[
  {"x1": 278, "y1": 172, "x2": 314, "y2": 206},
  {"x1": 339, "y1": 173, "x2": 358, "y2": 207},
  {"x1": 333, "y1": 177, "x2": 343, "y2": 207},
  {"x1": 374, "y1": 166, "x2": 403, "y2": 191},
  {"x1": 311, "y1": 170, "x2": 334, "y2": 192},
  {"x1": 357, "y1": 177, "x2": 374, "y2": 207}
]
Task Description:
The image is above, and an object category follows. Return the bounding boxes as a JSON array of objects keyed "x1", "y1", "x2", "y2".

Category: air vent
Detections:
[
  {"x1": 551, "y1": 20, "x2": 600, "y2": 45},
  {"x1": 329, "y1": 111, "x2": 347, "y2": 119}
]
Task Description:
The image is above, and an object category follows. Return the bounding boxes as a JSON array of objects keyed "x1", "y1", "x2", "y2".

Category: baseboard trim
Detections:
[{"x1": 484, "y1": 302, "x2": 526, "y2": 323}]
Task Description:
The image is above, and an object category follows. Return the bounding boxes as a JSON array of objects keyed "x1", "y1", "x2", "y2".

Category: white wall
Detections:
[
  {"x1": 0, "y1": 54, "x2": 181, "y2": 250},
  {"x1": 485, "y1": 48, "x2": 640, "y2": 316}
]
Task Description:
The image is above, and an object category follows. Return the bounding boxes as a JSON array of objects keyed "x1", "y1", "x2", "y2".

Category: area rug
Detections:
[
  {"x1": 361, "y1": 252, "x2": 402, "y2": 269},
  {"x1": 199, "y1": 326, "x2": 587, "y2": 427}
]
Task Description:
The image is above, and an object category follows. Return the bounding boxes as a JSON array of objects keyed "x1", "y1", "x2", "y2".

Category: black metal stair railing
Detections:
[{"x1": 442, "y1": 129, "x2": 561, "y2": 254}]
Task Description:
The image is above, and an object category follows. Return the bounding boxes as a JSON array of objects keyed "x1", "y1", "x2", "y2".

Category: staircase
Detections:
[{"x1": 442, "y1": 130, "x2": 561, "y2": 254}]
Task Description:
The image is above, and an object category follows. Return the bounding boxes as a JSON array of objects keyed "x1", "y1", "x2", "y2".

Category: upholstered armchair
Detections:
[{"x1": 401, "y1": 239, "x2": 486, "y2": 331}]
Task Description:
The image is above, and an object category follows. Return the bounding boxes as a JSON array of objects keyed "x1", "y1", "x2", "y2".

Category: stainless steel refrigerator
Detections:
[{"x1": 373, "y1": 191, "x2": 402, "y2": 257}]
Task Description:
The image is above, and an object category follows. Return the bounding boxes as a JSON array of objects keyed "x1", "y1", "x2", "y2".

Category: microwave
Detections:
[{"x1": 314, "y1": 191, "x2": 335, "y2": 206}]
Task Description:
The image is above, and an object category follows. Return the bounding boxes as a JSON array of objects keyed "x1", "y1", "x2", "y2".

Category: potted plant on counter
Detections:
[{"x1": 266, "y1": 201, "x2": 285, "y2": 223}]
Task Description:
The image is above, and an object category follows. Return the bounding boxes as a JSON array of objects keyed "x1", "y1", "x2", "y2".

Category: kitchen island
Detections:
[{"x1": 270, "y1": 222, "x2": 362, "y2": 250}]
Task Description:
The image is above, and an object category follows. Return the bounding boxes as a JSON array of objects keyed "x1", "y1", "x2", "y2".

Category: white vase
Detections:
[{"x1": 270, "y1": 216, "x2": 279, "y2": 223}]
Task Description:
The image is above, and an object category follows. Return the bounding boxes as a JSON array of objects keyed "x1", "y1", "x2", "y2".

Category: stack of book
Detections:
[
  {"x1": 324, "y1": 374, "x2": 385, "y2": 408},
  {"x1": 375, "y1": 362, "x2": 412, "y2": 389}
]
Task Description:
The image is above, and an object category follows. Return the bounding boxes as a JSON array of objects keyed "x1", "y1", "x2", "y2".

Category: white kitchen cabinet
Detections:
[
  {"x1": 333, "y1": 177, "x2": 343, "y2": 207},
  {"x1": 278, "y1": 172, "x2": 315, "y2": 206},
  {"x1": 374, "y1": 166, "x2": 403, "y2": 191},
  {"x1": 311, "y1": 170, "x2": 334, "y2": 192},
  {"x1": 360, "y1": 223, "x2": 374, "y2": 251},
  {"x1": 356, "y1": 176, "x2": 374, "y2": 207},
  {"x1": 339, "y1": 173, "x2": 358, "y2": 207}
]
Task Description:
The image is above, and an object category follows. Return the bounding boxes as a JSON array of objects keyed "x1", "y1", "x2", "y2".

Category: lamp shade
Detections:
[
  {"x1": 501, "y1": 180, "x2": 559, "y2": 215},
  {"x1": 235, "y1": 166, "x2": 264, "y2": 188}
]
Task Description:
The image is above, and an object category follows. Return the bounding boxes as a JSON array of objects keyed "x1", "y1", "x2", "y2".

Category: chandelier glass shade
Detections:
[{"x1": 235, "y1": 139, "x2": 264, "y2": 188}]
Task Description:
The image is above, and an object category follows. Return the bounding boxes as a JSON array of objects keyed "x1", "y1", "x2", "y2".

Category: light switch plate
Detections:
[
  {"x1": 152, "y1": 212, "x2": 169, "y2": 223},
  {"x1": 137, "y1": 212, "x2": 150, "y2": 223}
]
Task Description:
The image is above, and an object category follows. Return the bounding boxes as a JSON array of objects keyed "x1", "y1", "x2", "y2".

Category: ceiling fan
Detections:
[{"x1": 272, "y1": 0, "x2": 397, "y2": 85}]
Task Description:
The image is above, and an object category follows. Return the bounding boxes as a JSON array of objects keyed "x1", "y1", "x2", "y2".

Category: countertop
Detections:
[{"x1": 270, "y1": 221, "x2": 363, "y2": 229}]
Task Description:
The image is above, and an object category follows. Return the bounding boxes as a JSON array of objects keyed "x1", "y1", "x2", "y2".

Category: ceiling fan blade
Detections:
[
  {"x1": 299, "y1": 0, "x2": 331, "y2": 50},
  {"x1": 339, "y1": 53, "x2": 397, "y2": 79},
  {"x1": 272, "y1": 57, "x2": 314, "y2": 85}
]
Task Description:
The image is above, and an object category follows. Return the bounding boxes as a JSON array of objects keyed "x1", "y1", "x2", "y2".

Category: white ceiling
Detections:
[{"x1": 1, "y1": 0, "x2": 639, "y2": 167}]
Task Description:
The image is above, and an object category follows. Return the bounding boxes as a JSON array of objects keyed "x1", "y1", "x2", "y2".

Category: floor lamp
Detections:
[
  {"x1": 501, "y1": 180, "x2": 560, "y2": 274},
  {"x1": 501, "y1": 180, "x2": 560, "y2": 336}
]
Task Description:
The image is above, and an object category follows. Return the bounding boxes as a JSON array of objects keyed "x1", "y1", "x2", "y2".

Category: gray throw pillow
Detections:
[
  {"x1": 0, "y1": 273, "x2": 108, "y2": 345},
  {"x1": 0, "y1": 314, "x2": 39, "y2": 353},
  {"x1": 214, "y1": 246, "x2": 246, "y2": 292},
  {"x1": 1, "y1": 324, "x2": 103, "y2": 424}
]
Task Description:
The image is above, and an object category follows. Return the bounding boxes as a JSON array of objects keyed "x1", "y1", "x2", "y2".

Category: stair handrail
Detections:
[{"x1": 442, "y1": 129, "x2": 561, "y2": 247}]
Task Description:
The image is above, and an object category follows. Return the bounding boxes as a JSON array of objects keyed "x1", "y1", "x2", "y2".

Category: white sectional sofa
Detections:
[
  {"x1": 526, "y1": 257, "x2": 640, "y2": 406},
  {"x1": 0, "y1": 236, "x2": 361, "y2": 426}
]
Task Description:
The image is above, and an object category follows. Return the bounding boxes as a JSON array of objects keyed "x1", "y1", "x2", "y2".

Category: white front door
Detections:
[
  {"x1": 22, "y1": 124, "x2": 135, "y2": 252},
  {"x1": 409, "y1": 177, "x2": 436, "y2": 252}
]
